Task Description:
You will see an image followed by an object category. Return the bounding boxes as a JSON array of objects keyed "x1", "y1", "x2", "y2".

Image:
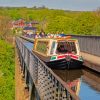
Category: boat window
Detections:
[
  {"x1": 50, "y1": 41, "x2": 56, "y2": 54},
  {"x1": 56, "y1": 41, "x2": 77, "y2": 54},
  {"x1": 36, "y1": 41, "x2": 48, "y2": 54}
]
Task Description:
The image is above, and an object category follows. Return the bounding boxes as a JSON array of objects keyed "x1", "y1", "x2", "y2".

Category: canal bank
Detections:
[{"x1": 81, "y1": 52, "x2": 100, "y2": 73}]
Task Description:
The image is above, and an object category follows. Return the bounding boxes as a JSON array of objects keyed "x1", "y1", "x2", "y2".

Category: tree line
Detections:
[{"x1": 0, "y1": 7, "x2": 100, "y2": 37}]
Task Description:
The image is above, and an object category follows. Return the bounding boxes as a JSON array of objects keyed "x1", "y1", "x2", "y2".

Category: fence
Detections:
[
  {"x1": 72, "y1": 35, "x2": 100, "y2": 57},
  {"x1": 16, "y1": 37, "x2": 79, "y2": 100}
]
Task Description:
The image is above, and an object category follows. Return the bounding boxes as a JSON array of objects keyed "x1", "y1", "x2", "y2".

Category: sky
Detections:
[{"x1": 0, "y1": 0, "x2": 100, "y2": 11}]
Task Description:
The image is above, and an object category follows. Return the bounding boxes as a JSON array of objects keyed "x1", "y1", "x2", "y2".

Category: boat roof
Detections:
[{"x1": 35, "y1": 36, "x2": 78, "y2": 42}]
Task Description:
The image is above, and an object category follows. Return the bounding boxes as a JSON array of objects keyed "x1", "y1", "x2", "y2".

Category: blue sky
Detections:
[{"x1": 0, "y1": 0, "x2": 100, "y2": 11}]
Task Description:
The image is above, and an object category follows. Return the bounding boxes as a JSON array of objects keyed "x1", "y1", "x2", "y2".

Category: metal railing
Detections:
[
  {"x1": 16, "y1": 37, "x2": 80, "y2": 100},
  {"x1": 71, "y1": 35, "x2": 100, "y2": 57}
]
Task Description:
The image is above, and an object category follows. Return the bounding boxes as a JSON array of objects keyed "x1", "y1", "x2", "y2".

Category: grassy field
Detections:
[{"x1": 0, "y1": 39, "x2": 15, "y2": 100}]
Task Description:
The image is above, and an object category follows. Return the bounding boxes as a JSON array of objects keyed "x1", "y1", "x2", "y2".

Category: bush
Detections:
[{"x1": 0, "y1": 40, "x2": 15, "y2": 100}]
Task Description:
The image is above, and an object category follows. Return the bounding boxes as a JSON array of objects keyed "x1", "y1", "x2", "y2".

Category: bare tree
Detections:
[{"x1": 0, "y1": 16, "x2": 11, "y2": 39}]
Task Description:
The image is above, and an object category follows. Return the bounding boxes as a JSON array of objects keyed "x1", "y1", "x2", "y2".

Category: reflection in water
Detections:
[
  {"x1": 82, "y1": 68, "x2": 100, "y2": 92},
  {"x1": 53, "y1": 69, "x2": 82, "y2": 82},
  {"x1": 53, "y1": 68, "x2": 100, "y2": 100},
  {"x1": 53, "y1": 69, "x2": 83, "y2": 95}
]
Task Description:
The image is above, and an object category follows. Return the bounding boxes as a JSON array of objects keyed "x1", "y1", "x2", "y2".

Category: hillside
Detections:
[{"x1": 0, "y1": 7, "x2": 100, "y2": 35}]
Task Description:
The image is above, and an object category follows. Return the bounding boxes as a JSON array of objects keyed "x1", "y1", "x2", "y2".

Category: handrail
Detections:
[
  {"x1": 70, "y1": 35, "x2": 100, "y2": 38},
  {"x1": 43, "y1": 64, "x2": 80, "y2": 100},
  {"x1": 20, "y1": 36, "x2": 34, "y2": 43}
]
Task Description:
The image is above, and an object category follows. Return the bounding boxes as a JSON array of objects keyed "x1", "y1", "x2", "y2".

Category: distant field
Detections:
[
  {"x1": 0, "y1": 39, "x2": 15, "y2": 100},
  {"x1": 0, "y1": 7, "x2": 100, "y2": 35}
]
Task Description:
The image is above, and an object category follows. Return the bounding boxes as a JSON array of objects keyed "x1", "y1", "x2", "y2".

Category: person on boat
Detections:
[
  {"x1": 39, "y1": 30, "x2": 46, "y2": 38},
  {"x1": 40, "y1": 32, "x2": 45, "y2": 38},
  {"x1": 35, "y1": 32, "x2": 40, "y2": 38},
  {"x1": 59, "y1": 32, "x2": 66, "y2": 37}
]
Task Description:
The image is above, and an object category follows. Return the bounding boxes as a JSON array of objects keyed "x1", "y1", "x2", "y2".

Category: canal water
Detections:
[
  {"x1": 24, "y1": 41, "x2": 100, "y2": 100},
  {"x1": 53, "y1": 68, "x2": 100, "y2": 100}
]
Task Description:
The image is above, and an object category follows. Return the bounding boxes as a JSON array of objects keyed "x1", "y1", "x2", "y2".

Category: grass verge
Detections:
[{"x1": 0, "y1": 39, "x2": 15, "y2": 100}]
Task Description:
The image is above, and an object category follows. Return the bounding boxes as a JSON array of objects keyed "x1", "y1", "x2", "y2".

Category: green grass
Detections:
[{"x1": 0, "y1": 39, "x2": 15, "y2": 100}]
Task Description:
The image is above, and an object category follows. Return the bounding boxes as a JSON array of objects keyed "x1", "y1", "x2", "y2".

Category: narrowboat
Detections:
[{"x1": 33, "y1": 36, "x2": 83, "y2": 69}]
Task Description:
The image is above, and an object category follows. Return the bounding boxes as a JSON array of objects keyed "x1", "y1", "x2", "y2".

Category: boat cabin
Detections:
[{"x1": 33, "y1": 36, "x2": 83, "y2": 69}]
